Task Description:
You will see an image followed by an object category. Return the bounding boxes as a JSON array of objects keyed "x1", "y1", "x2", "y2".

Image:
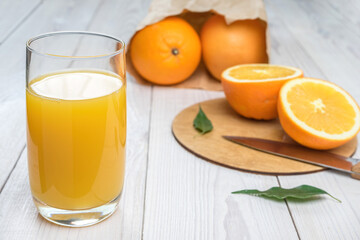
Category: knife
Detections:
[{"x1": 223, "y1": 136, "x2": 360, "y2": 180}]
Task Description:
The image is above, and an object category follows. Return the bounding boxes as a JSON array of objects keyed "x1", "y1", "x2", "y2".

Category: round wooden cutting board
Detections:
[{"x1": 172, "y1": 98, "x2": 358, "y2": 175}]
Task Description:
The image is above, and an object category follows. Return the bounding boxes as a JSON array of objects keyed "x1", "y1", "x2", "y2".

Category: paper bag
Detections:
[{"x1": 127, "y1": 0, "x2": 269, "y2": 91}]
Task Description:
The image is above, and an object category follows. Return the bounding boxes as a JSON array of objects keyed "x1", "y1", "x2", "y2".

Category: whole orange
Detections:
[
  {"x1": 201, "y1": 15, "x2": 268, "y2": 80},
  {"x1": 130, "y1": 17, "x2": 201, "y2": 85}
]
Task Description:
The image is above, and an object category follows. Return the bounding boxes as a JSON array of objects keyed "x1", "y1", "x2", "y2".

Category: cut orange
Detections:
[
  {"x1": 221, "y1": 64, "x2": 303, "y2": 120},
  {"x1": 278, "y1": 78, "x2": 360, "y2": 149}
]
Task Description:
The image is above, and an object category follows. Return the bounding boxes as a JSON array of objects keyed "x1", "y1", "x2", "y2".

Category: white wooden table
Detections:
[{"x1": 1, "y1": 0, "x2": 360, "y2": 239}]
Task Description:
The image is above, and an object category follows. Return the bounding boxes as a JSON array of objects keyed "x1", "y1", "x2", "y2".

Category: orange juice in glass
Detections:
[{"x1": 26, "y1": 32, "x2": 126, "y2": 227}]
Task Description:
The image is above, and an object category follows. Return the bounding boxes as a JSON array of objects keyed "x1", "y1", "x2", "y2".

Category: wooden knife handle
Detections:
[{"x1": 351, "y1": 162, "x2": 360, "y2": 180}]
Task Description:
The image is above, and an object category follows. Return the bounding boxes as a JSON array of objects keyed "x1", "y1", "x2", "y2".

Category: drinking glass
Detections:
[{"x1": 26, "y1": 31, "x2": 126, "y2": 227}]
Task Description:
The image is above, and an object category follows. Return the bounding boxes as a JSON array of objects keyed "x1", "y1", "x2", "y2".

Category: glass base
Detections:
[{"x1": 33, "y1": 194, "x2": 121, "y2": 227}]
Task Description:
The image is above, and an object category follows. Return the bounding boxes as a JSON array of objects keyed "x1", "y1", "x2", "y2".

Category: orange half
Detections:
[
  {"x1": 278, "y1": 78, "x2": 360, "y2": 149},
  {"x1": 221, "y1": 64, "x2": 303, "y2": 120}
]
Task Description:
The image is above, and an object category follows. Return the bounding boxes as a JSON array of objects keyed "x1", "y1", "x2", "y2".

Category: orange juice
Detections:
[{"x1": 26, "y1": 70, "x2": 126, "y2": 210}]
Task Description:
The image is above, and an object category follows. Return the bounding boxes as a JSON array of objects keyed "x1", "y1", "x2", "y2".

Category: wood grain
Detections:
[
  {"x1": 0, "y1": 0, "x2": 152, "y2": 239},
  {"x1": 267, "y1": 0, "x2": 360, "y2": 101},
  {"x1": 143, "y1": 87, "x2": 298, "y2": 239},
  {"x1": 0, "y1": 0, "x2": 42, "y2": 44},
  {"x1": 0, "y1": 0, "x2": 103, "y2": 191},
  {"x1": 265, "y1": 0, "x2": 360, "y2": 239},
  {"x1": 0, "y1": 99, "x2": 26, "y2": 191},
  {"x1": 0, "y1": 0, "x2": 360, "y2": 239},
  {"x1": 172, "y1": 98, "x2": 357, "y2": 175},
  {"x1": 278, "y1": 172, "x2": 360, "y2": 239}
]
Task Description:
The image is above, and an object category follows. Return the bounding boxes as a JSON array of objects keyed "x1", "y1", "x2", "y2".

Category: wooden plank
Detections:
[
  {"x1": 0, "y1": 0, "x2": 102, "y2": 189},
  {"x1": 85, "y1": 0, "x2": 152, "y2": 44},
  {"x1": 0, "y1": 0, "x2": 153, "y2": 239},
  {"x1": 278, "y1": 172, "x2": 360, "y2": 240},
  {"x1": 0, "y1": 151, "x2": 35, "y2": 240},
  {"x1": 0, "y1": 99, "x2": 25, "y2": 191},
  {"x1": 296, "y1": 0, "x2": 360, "y2": 39},
  {"x1": 265, "y1": 0, "x2": 360, "y2": 101},
  {"x1": 265, "y1": 13, "x2": 326, "y2": 80},
  {"x1": 326, "y1": 0, "x2": 360, "y2": 30},
  {"x1": 0, "y1": 0, "x2": 42, "y2": 44},
  {"x1": 142, "y1": 87, "x2": 299, "y2": 239},
  {"x1": 264, "y1": 0, "x2": 360, "y2": 239}
]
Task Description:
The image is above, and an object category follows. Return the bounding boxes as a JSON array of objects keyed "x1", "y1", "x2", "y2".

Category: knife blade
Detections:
[{"x1": 223, "y1": 136, "x2": 360, "y2": 179}]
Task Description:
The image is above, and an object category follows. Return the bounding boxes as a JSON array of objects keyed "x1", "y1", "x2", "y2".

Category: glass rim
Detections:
[{"x1": 26, "y1": 31, "x2": 125, "y2": 60}]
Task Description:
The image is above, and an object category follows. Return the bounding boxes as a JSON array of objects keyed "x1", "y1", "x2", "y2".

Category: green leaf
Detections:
[
  {"x1": 232, "y1": 185, "x2": 341, "y2": 202},
  {"x1": 193, "y1": 105, "x2": 213, "y2": 134}
]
